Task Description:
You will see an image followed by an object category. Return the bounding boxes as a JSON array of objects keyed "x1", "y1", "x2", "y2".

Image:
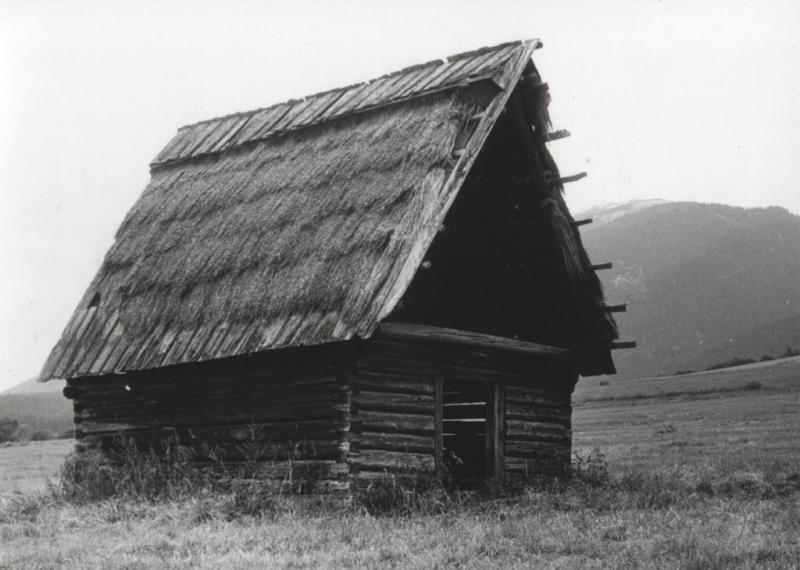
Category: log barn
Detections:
[{"x1": 41, "y1": 40, "x2": 624, "y2": 493}]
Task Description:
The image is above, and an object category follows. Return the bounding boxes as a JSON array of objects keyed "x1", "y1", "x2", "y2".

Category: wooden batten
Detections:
[
  {"x1": 541, "y1": 129, "x2": 570, "y2": 142},
  {"x1": 376, "y1": 322, "x2": 572, "y2": 362},
  {"x1": 551, "y1": 172, "x2": 587, "y2": 186}
]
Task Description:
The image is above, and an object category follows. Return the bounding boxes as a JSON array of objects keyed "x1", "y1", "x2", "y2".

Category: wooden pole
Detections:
[{"x1": 434, "y1": 377, "x2": 444, "y2": 475}]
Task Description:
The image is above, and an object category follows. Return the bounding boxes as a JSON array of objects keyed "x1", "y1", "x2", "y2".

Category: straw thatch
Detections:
[
  {"x1": 42, "y1": 39, "x2": 617, "y2": 380},
  {"x1": 112, "y1": 89, "x2": 485, "y2": 337}
]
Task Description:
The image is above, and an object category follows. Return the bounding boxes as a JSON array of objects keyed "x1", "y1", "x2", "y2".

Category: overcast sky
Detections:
[{"x1": 1, "y1": 0, "x2": 799, "y2": 391}]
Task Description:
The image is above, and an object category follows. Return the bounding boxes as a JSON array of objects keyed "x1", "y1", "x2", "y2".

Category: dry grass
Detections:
[{"x1": 2, "y1": 361, "x2": 799, "y2": 568}]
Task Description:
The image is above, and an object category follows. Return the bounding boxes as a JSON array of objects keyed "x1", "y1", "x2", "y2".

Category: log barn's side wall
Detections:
[{"x1": 64, "y1": 344, "x2": 354, "y2": 493}]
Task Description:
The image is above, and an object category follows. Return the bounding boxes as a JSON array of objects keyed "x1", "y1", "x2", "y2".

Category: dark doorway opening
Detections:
[{"x1": 442, "y1": 379, "x2": 491, "y2": 487}]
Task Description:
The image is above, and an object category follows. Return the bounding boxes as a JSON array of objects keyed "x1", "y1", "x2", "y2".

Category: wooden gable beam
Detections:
[
  {"x1": 540, "y1": 129, "x2": 570, "y2": 142},
  {"x1": 551, "y1": 172, "x2": 587, "y2": 186},
  {"x1": 611, "y1": 341, "x2": 637, "y2": 350},
  {"x1": 602, "y1": 303, "x2": 627, "y2": 313},
  {"x1": 590, "y1": 262, "x2": 613, "y2": 271},
  {"x1": 572, "y1": 218, "x2": 593, "y2": 228}
]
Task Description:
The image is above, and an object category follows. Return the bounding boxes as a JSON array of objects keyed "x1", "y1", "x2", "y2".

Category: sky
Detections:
[{"x1": 0, "y1": 0, "x2": 799, "y2": 391}]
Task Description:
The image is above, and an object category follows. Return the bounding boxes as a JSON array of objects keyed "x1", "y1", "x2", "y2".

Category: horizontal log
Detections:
[
  {"x1": 350, "y1": 372, "x2": 434, "y2": 395},
  {"x1": 506, "y1": 420, "x2": 570, "y2": 439},
  {"x1": 356, "y1": 431, "x2": 435, "y2": 454},
  {"x1": 350, "y1": 450, "x2": 436, "y2": 472},
  {"x1": 75, "y1": 419, "x2": 343, "y2": 440},
  {"x1": 365, "y1": 338, "x2": 574, "y2": 381},
  {"x1": 506, "y1": 425, "x2": 571, "y2": 444},
  {"x1": 74, "y1": 386, "x2": 340, "y2": 416},
  {"x1": 221, "y1": 459, "x2": 348, "y2": 480},
  {"x1": 376, "y1": 322, "x2": 571, "y2": 361},
  {"x1": 354, "y1": 391, "x2": 434, "y2": 415},
  {"x1": 572, "y1": 218, "x2": 593, "y2": 228},
  {"x1": 75, "y1": 402, "x2": 343, "y2": 427},
  {"x1": 590, "y1": 262, "x2": 613, "y2": 271},
  {"x1": 612, "y1": 341, "x2": 637, "y2": 350},
  {"x1": 63, "y1": 385, "x2": 81, "y2": 399},
  {"x1": 70, "y1": 373, "x2": 338, "y2": 405},
  {"x1": 79, "y1": 434, "x2": 342, "y2": 461},
  {"x1": 67, "y1": 356, "x2": 345, "y2": 390},
  {"x1": 505, "y1": 439, "x2": 568, "y2": 459},
  {"x1": 505, "y1": 404, "x2": 571, "y2": 423},
  {"x1": 358, "y1": 355, "x2": 560, "y2": 388},
  {"x1": 505, "y1": 385, "x2": 569, "y2": 404},
  {"x1": 504, "y1": 458, "x2": 569, "y2": 476},
  {"x1": 355, "y1": 410, "x2": 434, "y2": 436},
  {"x1": 603, "y1": 304, "x2": 627, "y2": 313}
]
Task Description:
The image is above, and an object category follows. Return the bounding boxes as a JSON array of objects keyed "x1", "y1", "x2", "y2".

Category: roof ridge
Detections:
[{"x1": 176, "y1": 40, "x2": 535, "y2": 132}]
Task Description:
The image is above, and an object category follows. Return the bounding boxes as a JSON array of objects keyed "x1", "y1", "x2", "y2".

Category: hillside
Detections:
[
  {"x1": 0, "y1": 392, "x2": 73, "y2": 437},
  {"x1": 1, "y1": 377, "x2": 64, "y2": 395},
  {"x1": 579, "y1": 201, "x2": 800, "y2": 378}
]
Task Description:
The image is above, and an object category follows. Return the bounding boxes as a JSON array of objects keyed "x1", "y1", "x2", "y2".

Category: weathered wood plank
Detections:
[
  {"x1": 355, "y1": 410, "x2": 434, "y2": 436},
  {"x1": 350, "y1": 372, "x2": 435, "y2": 395},
  {"x1": 75, "y1": 419, "x2": 343, "y2": 441},
  {"x1": 69, "y1": 371, "x2": 339, "y2": 402},
  {"x1": 354, "y1": 390, "x2": 433, "y2": 407},
  {"x1": 505, "y1": 439, "x2": 569, "y2": 458},
  {"x1": 76, "y1": 402, "x2": 341, "y2": 427},
  {"x1": 506, "y1": 420, "x2": 570, "y2": 440},
  {"x1": 376, "y1": 322, "x2": 571, "y2": 360},
  {"x1": 350, "y1": 450, "x2": 435, "y2": 472},
  {"x1": 72, "y1": 379, "x2": 339, "y2": 412},
  {"x1": 80, "y1": 433, "x2": 342, "y2": 461},
  {"x1": 505, "y1": 403, "x2": 570, "y2": 423},
  {"x1": 356, "y1": 431, "x2": 435, "y2": 454},
  {"x1": 504, "y1": 384, "x2": 568, "y2": 404}
]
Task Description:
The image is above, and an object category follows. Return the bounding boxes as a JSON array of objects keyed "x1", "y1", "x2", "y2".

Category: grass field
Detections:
[{"x1": 1, "y1": 359, "x2": 798, "y2": 568}]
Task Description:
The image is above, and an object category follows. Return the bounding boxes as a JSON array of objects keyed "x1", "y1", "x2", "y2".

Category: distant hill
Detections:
[
  {"x1": 1, "y1": 377, "x2": 65, "y2": 395},
  {"x1": 0, "y1": 393, "x2": 73, "y2": 436},
  {"x1": 579, "y1": 200, "x2": 800, "y2": 378},
  {"x1": 0, "y1": 378, "x2": 71, "y2": 438}
]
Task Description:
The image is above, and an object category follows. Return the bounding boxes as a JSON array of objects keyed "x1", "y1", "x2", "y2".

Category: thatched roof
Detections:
[{"x1": 42, "y1": 39, "x2": 613, "y2": 380}]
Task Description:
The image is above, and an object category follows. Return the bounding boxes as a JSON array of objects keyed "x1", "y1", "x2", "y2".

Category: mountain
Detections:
[
  {"x1": 1, "y1": 377, "x2": 65, "y2": 395},
  {"x1": 579, "y1": 200, "x2": 800, "y2": 378}
]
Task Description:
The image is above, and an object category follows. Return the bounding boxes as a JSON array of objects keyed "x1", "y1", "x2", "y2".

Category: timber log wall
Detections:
[
  {"x1": 63, "y1": 323, "x2": 578, "y2": 493},
  {"x1": 64, "y1": 343, "x2": 354, "y2": 493}
]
